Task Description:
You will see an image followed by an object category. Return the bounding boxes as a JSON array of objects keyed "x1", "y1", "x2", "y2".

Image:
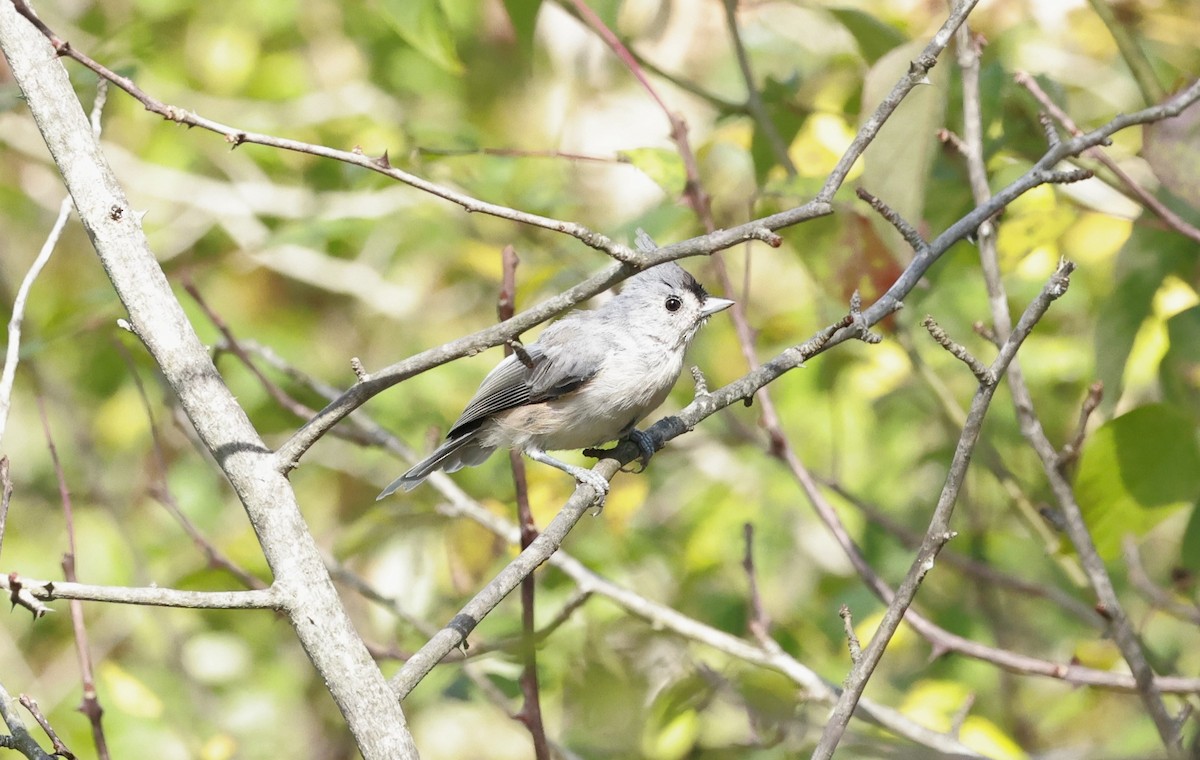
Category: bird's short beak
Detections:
[{"x1": 702, "y1": 296, "x2": 735, "y2": 317}]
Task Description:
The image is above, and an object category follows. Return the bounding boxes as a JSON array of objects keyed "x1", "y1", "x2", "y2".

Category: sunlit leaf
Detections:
[
  {"x1": 1143, "y1": 105, "x2": 1200, "y2": 207},
  {"x1": 379, "y1": 0, "x2": 463, "y2": 74},
  {"x1": 1160, "y1": 305, "x2": 1200, "y2": 420},
  {"x1": 501, "y1": 0, "x2": 543, "y2": 61},
  {"x1": 1075, "y1": 404, "x2": 1200, "y2": 559},
  {"x1": 101, "y1": 662, "x2": 164, "y2": 718},
  {"x1": 828, "y1": 7, "x2": 906, "y2": 64},
  {"x1": 1095, "y1": 226, "x2": 1193, "y2": 409},
  {"x1": 860, "y1": 39, "x2": 947, "y2": 256},
  {"x1": 621, "y1": 147, "x2": 687, "y2": 197}
]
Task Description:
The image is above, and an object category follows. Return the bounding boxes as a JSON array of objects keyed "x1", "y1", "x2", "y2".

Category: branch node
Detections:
[
  {"x1": 690, "y1": 366, "x2": 709, "y2": 397},
  {"x1": 350, "y1": 357, "x2": 368, "y2": 382},
  {"x1": 848, "y1": 291, "x2": 882, "y2": 345},
  {"x1": 1046, "y1": 259, "x2": 1076, "y2": 301},
  {"x1": 746, "y1": 227, "x2": 783, "y2": 247},
  {"x1": 1044, "y1": 168, "x2": 1094, "y2": 185}
]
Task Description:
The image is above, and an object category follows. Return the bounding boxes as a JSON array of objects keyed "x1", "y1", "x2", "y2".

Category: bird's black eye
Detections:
[{"x1": 665, "y1": 295, "x2": 683, "y2": 312}]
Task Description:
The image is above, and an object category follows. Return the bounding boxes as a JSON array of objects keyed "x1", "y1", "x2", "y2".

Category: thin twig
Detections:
[
  {"x1": 1084, "y1": 0, "x2": 1164, "y2": 104},
  {"x1": 1056, "y1": 381, "x2": 1103, "y2": 473},
  {"x1": 0, "y1": 682, "x2": 54, "y2": 759},
  {"x1": 855, "y1": 187, "x2": 929, "y2": 254},
  {"x1": 416, "y1": 146, "x2": 630, "y2": 164},
  {"x1": 0, "y1": 457, "x2": 11, "y2": 561},
  {"x1": 1014, "y1": 71, "x2": 1200, "y2": 245},
  {"x1": 959, "y1": 23, "x2": 1183, "y2": 755},
  {"x1": 565, "y1": 0, "x2": 713, "y2": 226},
  {"x1": 111, "y1": 339, "x2": 267, "y2": 589},
  {"x1": 838, "y1": 606, "x2": 862, "y2": 669},
  {"x1": 16, "y1": 696, "x2": 73, "y2": 759},
  {"x1": 8, "y1": 0, "x2": 637, "y2": 264},
  {"x1": 498, "y1": 246, "x2": 551, "y2": 760},
  {"x1": 0, "y1": 575, "x2": 280, "y2": 608},
  {"x1": 812, "y1": 262, "x2": 1076, "y2": 759},
  {"x1": 0, "y1": 196, "x2": 71, "y2": 446},
  {"x1": 1123, "y1": 538, "x2": 1200, "y2": 627},
  {"x1": 923, "y1": 315, "x2": 993, "y2": 384},
  {"x1": 36, "y1": 396, "x2": 110, "y2": 759},
  {"x1": 722, "y1": 0, "x2": 795, "y2": 175},
  {"x1": 742, "y1": 523, "x2": 772, "y2": 644}
]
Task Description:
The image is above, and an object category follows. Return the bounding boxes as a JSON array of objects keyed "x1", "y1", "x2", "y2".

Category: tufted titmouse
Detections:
[{"x1": 377, "y1": 251, "x2": 733, "y2": 500}]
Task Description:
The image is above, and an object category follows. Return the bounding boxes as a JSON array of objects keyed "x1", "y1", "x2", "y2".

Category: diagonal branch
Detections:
[
  {"x1": 812, "y1": 261, "x2": 1076, "y2": 759},
  {"x1": 0, "y1": 5, "x2": 419, "y2": 758}
]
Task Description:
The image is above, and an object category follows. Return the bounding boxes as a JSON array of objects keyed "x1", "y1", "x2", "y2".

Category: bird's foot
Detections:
[{"x1": 623, "y1": 429, "x2": 655, "y2": 474}]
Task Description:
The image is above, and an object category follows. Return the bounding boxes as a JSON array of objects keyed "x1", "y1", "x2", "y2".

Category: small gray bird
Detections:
[{"x1": 377, "y1": 260, "x2": 733, "y2": 499}]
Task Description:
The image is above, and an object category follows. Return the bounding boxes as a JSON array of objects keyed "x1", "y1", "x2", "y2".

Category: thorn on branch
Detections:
[
  {"x1": 923, "y1": 315, "x2": 993, "y2": 385},
  {"x1": 855, "y1": 187, "x2": 928, "y2": 254},
  {"x1": 225, "y1": 132, "x2": 246, "y2": 149},
  {"x1": 374, "y1": 150, "x2": 392, "y2": 170},
  {"x1": 4, "y1": 573, "x2": 52, "y2": 618}
]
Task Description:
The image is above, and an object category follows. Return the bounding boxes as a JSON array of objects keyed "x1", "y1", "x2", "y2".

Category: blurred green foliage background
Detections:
[{"x1": 1, "y1": 0, "x2": 1199, "y2": 758}]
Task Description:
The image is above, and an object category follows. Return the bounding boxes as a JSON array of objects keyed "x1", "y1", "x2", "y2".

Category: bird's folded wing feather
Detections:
[{"x1": 447, "y1": 322, "x2": 607, "y2": 438}]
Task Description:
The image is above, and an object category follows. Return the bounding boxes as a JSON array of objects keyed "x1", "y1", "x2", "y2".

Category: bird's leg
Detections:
[{"x1": 525, "y1": 447, "x2": 610, "y2": 499}]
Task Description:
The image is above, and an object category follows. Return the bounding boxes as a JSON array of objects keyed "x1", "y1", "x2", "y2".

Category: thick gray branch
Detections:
[{"x1": 0, "y1": 6, "x2": 417, "y2": 758}]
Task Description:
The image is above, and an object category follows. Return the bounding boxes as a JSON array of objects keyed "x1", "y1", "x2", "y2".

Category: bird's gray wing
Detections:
[{"x1": 446, "y1": 321, "x2": 606, "y2": 437}]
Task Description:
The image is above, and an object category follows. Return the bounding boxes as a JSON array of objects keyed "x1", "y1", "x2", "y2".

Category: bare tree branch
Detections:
[
  {"x1": 0, "y1": 6, "x2": 419, "y2": 757},
  {"x1": 813, "y1": 261, "x2": 1077, "y2": 759},
  {"x1": 0, "y1": 683, "x2": 53, "y2": 760}
]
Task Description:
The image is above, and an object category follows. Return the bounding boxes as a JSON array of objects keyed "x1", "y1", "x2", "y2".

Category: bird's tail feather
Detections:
[{"x1": 376, "y1": 434, "x2": 492, "y2": 500}]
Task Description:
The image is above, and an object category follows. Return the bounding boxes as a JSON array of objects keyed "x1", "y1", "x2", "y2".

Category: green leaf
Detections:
[
  {"x1": 379, "y1": 0, "x2": 463, "y2": 74},
  {"x1": 1075, "y1": 404, "x2": 1200, "y2": 559},
  {"x1": 827, "y1": 8, "x2": 907, "y2": 64},
  {"x1": 621, "y1": 147, "x2": 686, "y2": 197},
  {"x1": 859, "y1": 39, "x2": 947, "y2": 255},
  {"x1": 1160, "y1": 305, "x2": 1200, "y2": 421},
  {"x1": 1181, "y1": 506, "x2": 1200, "y2": 572},
  {"x1": 501, "y1": 0, "x2": 543, "y2": 61},
  {"x1": 1094, "y1": 226, "x2": 1193, "y2": 410},
  {"x1": 1143, "y1": 105, "x2": 1200, "y2": 207}
]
